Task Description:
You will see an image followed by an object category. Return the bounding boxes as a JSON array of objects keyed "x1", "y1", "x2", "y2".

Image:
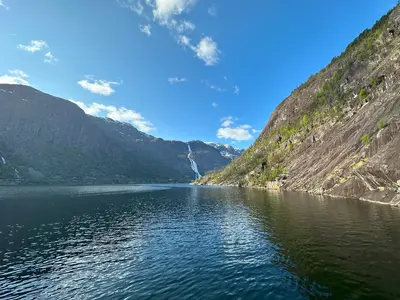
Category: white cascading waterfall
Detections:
[
  {"x1": 187, "y1": 144, "x2": 202, "y2": 179},
  {"x1": 1, "y1": 156, "x2": 5, "y2": 165}
]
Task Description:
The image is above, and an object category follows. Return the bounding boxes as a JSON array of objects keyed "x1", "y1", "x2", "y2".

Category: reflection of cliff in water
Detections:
[
  {"x1": 1, "y1": 186, "x2": 400, "y2": 299},
  {"x1": 238, "y1": 188, "x2": 400, "y2": 299}
]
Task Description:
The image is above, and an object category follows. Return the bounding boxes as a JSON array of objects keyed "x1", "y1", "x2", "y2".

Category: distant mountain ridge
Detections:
[
  {"x1": 0, "y1": 84, "x2": 242, "y2": 185},
  {"x1": 205, "y1": 142, "x2": 245, "y2": 160}
]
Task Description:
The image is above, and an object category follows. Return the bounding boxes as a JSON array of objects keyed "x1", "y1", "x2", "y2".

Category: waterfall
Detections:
[
  {"x1": 1, "y1": 156, "x2": 5, "y2": 165},
  {"x1": 187, "y1": 144, "x2": 202, "y2": 179}
]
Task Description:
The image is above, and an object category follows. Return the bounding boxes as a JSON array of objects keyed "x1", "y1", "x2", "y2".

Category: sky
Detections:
[{"x1": 0, "y1": 0, "x2": 396, "y2": 148}]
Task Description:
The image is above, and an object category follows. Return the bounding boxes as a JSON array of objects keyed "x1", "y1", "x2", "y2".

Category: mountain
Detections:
[
  {"x1": 0, "y1": 84, "x2": 232, "y2": 185},
  {"x1": 205, "y1": 142, "x2": 245, "y2": 160},
  {"x1": 197, "y1": 5, "x2": 400, "y2": 205}
]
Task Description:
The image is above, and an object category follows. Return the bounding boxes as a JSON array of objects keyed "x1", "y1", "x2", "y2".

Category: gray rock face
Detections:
[
  {"x1": 197, "y1": 5, "x2": 400, "y2": 205},
  {"x1": 0, "y1": 84, "x2": 231, "y2": 185}
]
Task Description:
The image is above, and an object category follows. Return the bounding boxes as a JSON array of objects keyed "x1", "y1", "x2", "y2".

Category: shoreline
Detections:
[{"x1": 194, "y1": 182, "x2": 400, "y2": 207}]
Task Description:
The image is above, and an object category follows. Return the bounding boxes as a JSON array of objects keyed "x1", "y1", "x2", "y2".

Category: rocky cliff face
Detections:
[
  {"x1": 197, "y1": 5, "x2": 400, "y2": 205},
  {"x1": 0, "y1": 84, "x2": 233, "y2": 185}
]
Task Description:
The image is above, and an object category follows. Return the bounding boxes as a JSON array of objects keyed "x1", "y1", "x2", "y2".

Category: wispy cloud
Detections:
[
  {"x1": 212, "y1": 102, "x2": 218, "y2": 108},
  {"x1": 168, "y1": 77, "x2": 187, "y2": 84},
  {"x1": 117, "y1": 0, "x2": 144, "y2": 15},
  {"x1": 70, "y1": 100, "x2": 155, "y2": 133},
  {"x1": 152, "y1": 0, "x2": 196, "y2": 24},
  {"x1": 77, "y1": 76, "x2": 121, "y2": 96},
  {"x1": 220, "y1": 116, "x2": 235, "y2": 127},
  {"x1": 0, "y1": 69, "x2": 30, "y2": 86},
  {"x1": 168, "y1": 20, "x2": 195, "y2": 33},
  {"x1": 177, "y1": 35, "x2": 191, "y2": 47},
  {"x1": 44, "y1": 52, "x2": 58, "y2": 64},
  {"x1": 202, "y1": 80, "x2": 227, "y2": 92},
  {"x1": 217, "y1": 117, "x2": 254, "y2": 141},
  {"x1": 0, "y1": 0, "x2": 9, "y2": 10},
  {"x1": 18, "y1": 40, "x2": 59, "y2": 64},
  {"x1": 139, "y1": 24, "x2": 152, "y2": 36},
  {"x1": 18, "y1": 40, "x2": 48, "y2": 53},
  {"x1": 233, "y1": 85, "x2": 240, "y2": 95},
  {"x1": 208, "y1": 4, "x2": 217, "y2": 16},
  {"x1": 119, "y1": 0, "x2": 222, "y2": 66},
  {"x1": 8, "y1": 69, "x2": 28, "y2": 78}
]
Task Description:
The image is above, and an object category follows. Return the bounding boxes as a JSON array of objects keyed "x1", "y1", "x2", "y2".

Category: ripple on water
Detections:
[{"x1": 0, "y1": 185, "x2": 400, "y2": 299}]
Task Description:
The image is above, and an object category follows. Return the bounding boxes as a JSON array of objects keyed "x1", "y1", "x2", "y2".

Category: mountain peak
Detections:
[{"x1": 0, "y1": 85, "x2": 235, "y2": 185}]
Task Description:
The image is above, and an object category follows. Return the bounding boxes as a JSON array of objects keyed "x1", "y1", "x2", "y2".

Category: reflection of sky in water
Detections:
[
  {"x1": 220, "y1": 203, "x2": 261, "y2": 260},
  {"x1": 0, "y1": 184, "x2": 171, "y2": 200},
  {"x1": 1, "y1": 199, "x2": 151, "y2": 299},
  {"x1": 1, "y1": 185, "x2": 400, "y2": 299}
]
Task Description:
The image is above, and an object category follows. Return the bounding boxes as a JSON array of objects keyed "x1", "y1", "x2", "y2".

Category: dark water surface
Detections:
[{"x1": 0, "y1": 185, "x2": 400, "y2": 299}]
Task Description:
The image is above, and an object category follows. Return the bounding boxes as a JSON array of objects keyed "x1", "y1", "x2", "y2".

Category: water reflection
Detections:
[
  {"x1": 0, "y1": 185, "x2": 399, "y2": 299},
  {"x1": 238, "y1": 188, "x2": 400, "y2": 299}
]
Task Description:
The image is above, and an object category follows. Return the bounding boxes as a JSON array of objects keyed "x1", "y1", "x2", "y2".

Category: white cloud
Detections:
[
  {"x1": 117, "y1": 0, "x2": 144, "y2": 15},
  {"x1": 69, "y1": 101, "x2": 110, "y2": 115},
  {"x1": 139, "y1": 24, "x2": 152, "y2": 36},
  {"x1": 0, "y1": 69, "x2": 30, "y2": 85},
  {"x1": 178, "y1": 34, "x2": 221, "y2": 67},
  {"x1": 195, "y1": 37, "x2": 220, "y2": 66},
  {"x1": 169, "y1": 20, "x2": 195, "y2": 33},
  {"x1": 233, "y1": 85, "x2": 240, "y2": 95},
  {"x1": 0, "y1": 0, "x2": 9, "y2": 10},
  {"x1": 119, "y1": 0, "x2": 223, "y2": 66},
  {"x1": 217, "y1": 117, "x2": 254, "y2": 141},
  {"x1": 44, "y1": 52, "x2": 58, "y2": 64},
  {"x1": 168, "y1": 77, "x2": 187, "y2": 84},
  {"x1": 145, "y1": 0, "x2": 154, "y2": 7},
  {"x1": 177, "y1": 35, "x2": 191, "y2": 47},
  {"x1": 108, "y1": 108, "x2": 154, "y2": 133},
  {"x1": 18, "y1": 40, "x2": 48, "y2": 53},
  {"x1": 17, "y1": 40, "x2": 58, "y2": 64},
  {"x1": 8, "y1": 69, "x2": 28, "y2": 78},
  {"x1": 208, "y1": 4, "x2": 217, "y2": 16},
  {"x1": 252, "y1": 129, "x2": 261, "y2": 133},
  {"x1": 69, "y1": 100, "x2": 155, "y2": 133},
  {"x1": 152, "y1": 0, "x2": 196, "y2": 24},
  {"x1": 220, "y1": 116, "x2": 235, "y2": 127},
  {"x1": 77, "y1": 77, "x2": 121, "y2": 96},
  {"x1": 217, "y1": 125, "x2": 253, "y2": 141},
  {"x1": 212, "y1": 102, "x2": 218, "y2": 108}
]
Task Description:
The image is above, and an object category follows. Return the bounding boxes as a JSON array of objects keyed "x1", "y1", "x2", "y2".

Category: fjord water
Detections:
[{"x1": 1, "y1": 186, "x2": 400, "y2": 299}]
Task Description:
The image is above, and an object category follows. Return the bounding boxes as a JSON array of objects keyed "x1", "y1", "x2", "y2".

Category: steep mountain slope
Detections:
[
  {"x1": 197, "y1": 5, "x2": 400, "y2": 205},
  {"x1": 0, "y1": 84, "x2": 231, "y2": 185},
  {"x1": 205, "y1": 142, "x2": 245, "y2": 160}
]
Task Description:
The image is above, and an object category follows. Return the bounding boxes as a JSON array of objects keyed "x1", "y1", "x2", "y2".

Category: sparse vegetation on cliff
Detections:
[
  {"x1": 196, "y1": 5, "x2": 400, "y2": 205},
  {"x1": 361, "y1": 134, "x2": 371, "y2": 146}
]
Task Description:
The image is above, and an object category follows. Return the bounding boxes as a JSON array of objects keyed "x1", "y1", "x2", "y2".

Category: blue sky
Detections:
[{"x1": 0, "y1": 0, "x2": 396, "y2": 148}]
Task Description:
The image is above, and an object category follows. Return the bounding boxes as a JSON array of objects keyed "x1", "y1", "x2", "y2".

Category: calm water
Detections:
[{"x1": 0, "y1": 185, "x2": 400, "y2": 299}]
